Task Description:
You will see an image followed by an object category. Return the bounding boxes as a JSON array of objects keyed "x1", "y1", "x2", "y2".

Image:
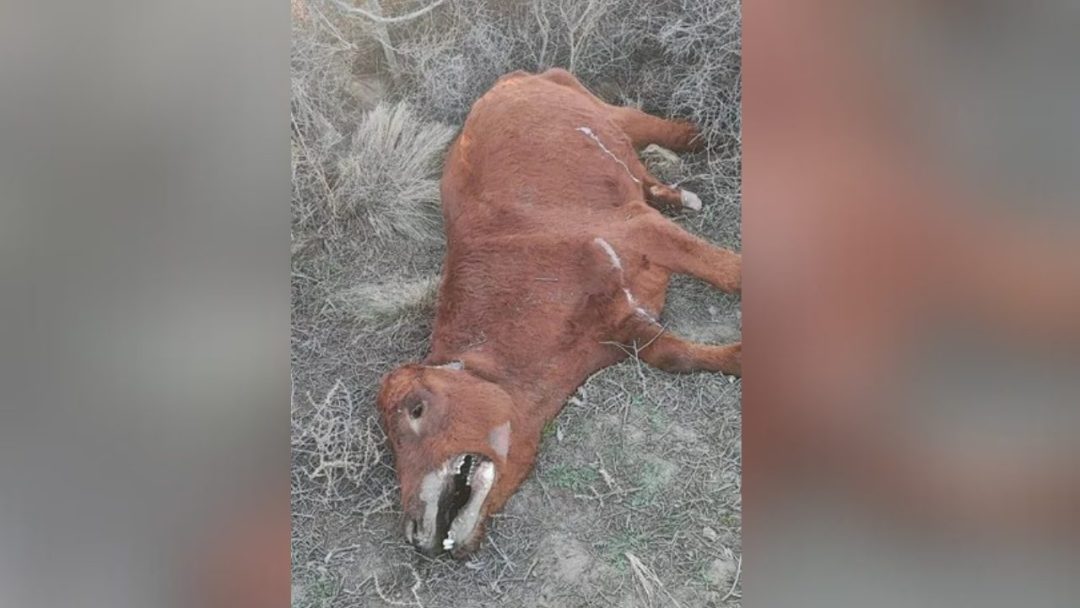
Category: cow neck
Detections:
[
  {"x1": 424, "y1": 352, "x2": 577, "y2": 415},
  {"x1": 425, "y1": 356, "x2": 497, "y2": 384}
]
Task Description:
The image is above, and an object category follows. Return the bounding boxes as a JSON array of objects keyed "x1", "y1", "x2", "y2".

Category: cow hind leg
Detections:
[
  {"x1": 538, "y1": 68, "x2": 704, "y2": 153},
  {"x1": 541, "y1": 69, "x2": 705, "y2": 211},
  {"x1": 630, "y1": 157, "x2": 704, "y2": 212},
  {"x1": 616, "y1": 209, "x2": 741, "y2": 293},
  {"x1": 611, "y1": 107, "x2": 704, "y2": 153},
  {"x1": 628, "y1": 133, "x2": 705, "y2": 211}
]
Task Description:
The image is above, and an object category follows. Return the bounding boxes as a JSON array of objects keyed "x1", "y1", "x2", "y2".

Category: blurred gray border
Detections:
[{"x1": 0, "y1": 2, "x2": 290, "y2": 607}]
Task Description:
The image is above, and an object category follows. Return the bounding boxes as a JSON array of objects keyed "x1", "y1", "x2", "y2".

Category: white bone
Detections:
[
  {"x1": 448, "y1": 462, "x2": 495, "y2": 546},
  {"x1": 416, "y1": 468, "x2": 446, "y2": 547}
]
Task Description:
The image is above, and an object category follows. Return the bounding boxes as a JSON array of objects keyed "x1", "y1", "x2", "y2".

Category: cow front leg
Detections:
[
  {"x1": 643, "y1": 335, "x2": 742, "y2": 376},
  {"x1": 616, "y1": 210, "x2": 741, "y2": 293},
  {"x1": 617, "y1": 315, "x2": 742, "y2": 376}
]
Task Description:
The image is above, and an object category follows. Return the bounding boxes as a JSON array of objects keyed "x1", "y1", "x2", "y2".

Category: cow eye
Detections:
[{"x1": 408, "y1": 402, "x2": 424, "y2": 419}]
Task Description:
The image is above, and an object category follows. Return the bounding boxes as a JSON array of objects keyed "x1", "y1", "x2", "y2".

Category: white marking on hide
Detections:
[
  {"x1": 595, "y1": 240, "x2": 660, "y2": 323},
  {"x1": 487, "y1": 421, "x2": 511, "y2": 460},
  {"x1": 576, "y1": 126, "x2": 641, "y2": 184},
  {"x1": 635, "y1": 307, "x2": 659, "y2": 324},
  {"x1": 594, "y1": 237, "x2": 622, "y2": 271},
  {"x1": 408, "y1": 416, "x2": 422, "y2": 435},
  {"x1": 622, "y1": 288, "x2": 657, "y2": 322}
]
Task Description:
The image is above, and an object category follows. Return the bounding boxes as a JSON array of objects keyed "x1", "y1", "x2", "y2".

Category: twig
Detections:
[
  {"x1": 720, "y1": 554, "x2": 742, "y2": 603},
  {"x1": 502, "y1": 556, "x2": 541, "y2": 584},
  {"x1": 373, "y1": 573, "x2": 420, "y2": 607},
  {"x1": 626, "y1": 551, "x2": 685, "y2": 608},
  {"x1": 626, "y1": 552, "x2": 655, "y2": 601},
  {"x1": 407, "y1": 564, "x2": 426, "y2": 608},
  {"x1": 573, "y1": 485, "x2": 643, "y2": 502},
  {"x1": 323, "y1": 543, "x2": 365, "y2": 564},
  {"x1": 324, "y1": 0, "x2": 447, "y2": 24},
  {"x1": 524, "y1": 556, "x2": 540, "y2": 582},
  {"x1": 596, "y1": 450, "x2": 617, "y2": 491},
  {"x1": 534, "y1": 470, "x2": 554, "y2": 509},
  {"x1": 487, "y1": 534, "x2": 515, "y2": 570}
]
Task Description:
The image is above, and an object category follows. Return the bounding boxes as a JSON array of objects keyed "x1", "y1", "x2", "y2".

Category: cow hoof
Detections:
[{"x1": 681, "y1": 189, "x2": 702, "y2": 211}]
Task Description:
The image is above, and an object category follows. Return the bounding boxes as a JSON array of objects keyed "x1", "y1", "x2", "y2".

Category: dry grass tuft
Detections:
[
  {"x1": 333, "y1": 102, "x2": 455, "y2": 241},
  {"x1": 334, "y1": 274, "x2": 439, "y2": 330}
]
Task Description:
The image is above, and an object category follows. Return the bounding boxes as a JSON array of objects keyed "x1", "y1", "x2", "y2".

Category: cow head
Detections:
[{"x1": 376, "y1": 362, "x2": 538, "y2": 558}]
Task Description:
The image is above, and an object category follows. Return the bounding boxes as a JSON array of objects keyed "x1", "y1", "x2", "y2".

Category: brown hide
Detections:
[{"x1": 376, "y1": 69, "x2": 741, "y2": 557}]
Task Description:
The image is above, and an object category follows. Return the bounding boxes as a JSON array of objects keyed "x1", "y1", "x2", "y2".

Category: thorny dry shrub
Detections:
[
  {"x1": 291, "y1": 380, "x2": 383, "y2": 503},
  {"x1": 292, "y1": 0, "x2": 741, "y2": 606}
]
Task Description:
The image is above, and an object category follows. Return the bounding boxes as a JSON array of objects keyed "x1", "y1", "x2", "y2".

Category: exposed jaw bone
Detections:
[
  {"x1": 447, "y1": 460, "x2": 496, "y2": 549},
  {"x1": 415, "y1": 459, "x2": 452, "y2": 549},
  {"x1": 409, "y1": 454, "x2": 497, "y2": 556}
]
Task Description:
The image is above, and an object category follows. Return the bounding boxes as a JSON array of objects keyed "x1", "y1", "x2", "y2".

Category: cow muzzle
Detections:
[{"x1": 404, "y1": 453, "x2": 496, "y2": 557}]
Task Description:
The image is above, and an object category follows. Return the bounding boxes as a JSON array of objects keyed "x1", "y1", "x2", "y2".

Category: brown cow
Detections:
[{"x1": 376, "y1": 69, "x2": 741, "y2": 558}]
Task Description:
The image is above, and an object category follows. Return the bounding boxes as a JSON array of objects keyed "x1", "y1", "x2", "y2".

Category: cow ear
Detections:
[{"x1": 375, "y1": 365, "x2": 422, "y2": 413}]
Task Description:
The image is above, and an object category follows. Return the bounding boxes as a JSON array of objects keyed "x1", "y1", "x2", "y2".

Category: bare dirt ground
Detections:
[{"x1": 291, "y1": 1, "x2": 741, "y2": 605}]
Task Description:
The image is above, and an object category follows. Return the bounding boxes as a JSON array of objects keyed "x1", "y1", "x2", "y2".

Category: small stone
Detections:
[
  {"x1": 680, "y1": 189, "x2": 702, "y2": 211},
  {"x1": 705, "y1": 557, "x2": 737, "y2": 587},
  {"x1": 640, "y1": 144, "x2": 683, "y2": 183},
  {"x1": 702, "y1": 526, "x2": 718, "y2": 542}
]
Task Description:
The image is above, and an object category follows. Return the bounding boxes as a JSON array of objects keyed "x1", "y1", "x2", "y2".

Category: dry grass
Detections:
[
  {"x1": 291, "y1": 0, "x2": 741, "y2": 605},
  {"x1": 333, "y1": 102, "x2": 456, "y2": 241}
]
